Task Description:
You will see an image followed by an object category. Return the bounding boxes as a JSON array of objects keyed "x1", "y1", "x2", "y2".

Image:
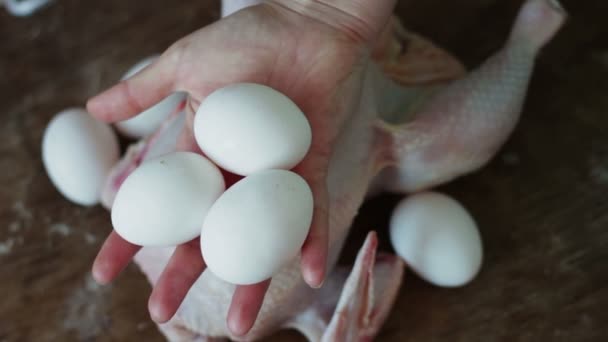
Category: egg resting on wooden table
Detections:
[
  {"x1": 42, "y1": 108, "x2": 119, "y2": 206},
  {"x1": 389, "y1": 192, "x2": 483, "y2": 287}
]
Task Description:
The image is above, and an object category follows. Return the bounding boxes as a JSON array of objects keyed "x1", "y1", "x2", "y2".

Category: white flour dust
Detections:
[
  {"x1": 0, "y1": 238, "x2": 15, "y2": 255},
  {"x1": 48, "y1": 223, "x2": 72, "y2": 237},
  {"x1": 63, "y1": 274, "x2": 111, "y2": 340},
  {"x1": 12, "y1": 201, "x2": 33, "y2": 221},
  {"x1": 47, "y1": 222, "x2": 101, "y2": 245},
  {"x1": 83, "y1": 232, "x2": 98, "y2": 245}
]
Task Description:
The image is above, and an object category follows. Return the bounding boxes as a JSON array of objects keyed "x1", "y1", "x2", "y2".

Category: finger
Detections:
[
  {"x1": 86, "y1": 52, "x2": 177, "y2": 123},
  {"x1": 294, "y1": 149, "x2": 330, "y2": 289},
  {"x1": 227, "y1": 280, "x2": 271, "y2": 336},
  {"x1": 300, "y1": 180, "x2": 329, "y2": 288},
  {"x1": 92, "y1": 231, "x2": 141, "y2": 284},
  {"x1": 148, "y1": 239, "x2": 206, "y2": 323}
]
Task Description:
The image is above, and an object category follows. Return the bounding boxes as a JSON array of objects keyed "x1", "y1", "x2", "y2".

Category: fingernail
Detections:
[
  {"x1": 148, "y1": 300, "x2": 168, "y2": 323},
  {"x1": 311, "y1": 278, "x2": 325, "y2": 289},
  {"x1": 228, "y1": 317, "x2": 247, "y2": 337},
  {"x1": 304, "y1": 269, "x2": 325, "y2": 289},
  {"x1": 149, "y1": 306, "x2": 161, "y2": 323},
  {"x1": 91, "y1": 264, "x2": 109, "y2": 285}
]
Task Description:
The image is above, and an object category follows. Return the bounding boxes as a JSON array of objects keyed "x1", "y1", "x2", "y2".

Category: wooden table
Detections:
[{"x1": 1, "y1": 0, "x2": 606, "y2": 341}]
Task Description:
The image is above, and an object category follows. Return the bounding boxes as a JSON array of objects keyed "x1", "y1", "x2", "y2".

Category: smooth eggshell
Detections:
[
  {"x1": 114, "y1": 55, "x2": 186, "y2": 138},
  {"x1": 112, "y1": 152, "x2": 225, "y2": 246},
  {"x1": 389, "y1": 192, "x2": 483, "y2": 287},
  {"x1": 201, "y1": 169, "x2": 313, "y2": 285},
  {"x1": 194, "y1": 83, "x2": 311, "y2": 175},
  {"x1": 42, "y1": 108, "x2": 119, "y2": 206}
]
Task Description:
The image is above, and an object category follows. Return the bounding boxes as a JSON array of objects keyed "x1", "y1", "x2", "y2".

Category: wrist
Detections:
[{"x1": 265, "y1": 0, "x2": 396, "y2": 43}]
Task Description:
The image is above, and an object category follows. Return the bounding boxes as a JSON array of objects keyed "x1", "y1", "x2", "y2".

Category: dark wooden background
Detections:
[{"x1": 1, "y1": 0, "x2": 607, "y2": 341}]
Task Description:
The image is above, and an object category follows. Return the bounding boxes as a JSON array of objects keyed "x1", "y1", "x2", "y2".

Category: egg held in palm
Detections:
[
  {"x1": 111, "y1": 152, "x2": 225, "y2": 246},
  {"x1": 42, "y1": 108, "x2": 120, "y2": 206},
  {"x1": 114, "y1": 55, "x2": 187, "y2": 139},
  {"x1": 389, "y1": 192, "x2": 483, "y2": 287},
  {"x1": 193, "y1": 83, "x2": 312, "y2": 176},
  {"x1": 201, "y1": 169, "x2": 313, "y2": 285}
]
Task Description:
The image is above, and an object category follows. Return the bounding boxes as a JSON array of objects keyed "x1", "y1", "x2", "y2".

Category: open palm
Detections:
[{"x1": 87, "y1": 2, "x2": 384, "y2": 336}]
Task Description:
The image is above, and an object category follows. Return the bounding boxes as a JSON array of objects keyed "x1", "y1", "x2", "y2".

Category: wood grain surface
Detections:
[{"x1": 1, "y1": 0, "x2": 606, "y2": 341}]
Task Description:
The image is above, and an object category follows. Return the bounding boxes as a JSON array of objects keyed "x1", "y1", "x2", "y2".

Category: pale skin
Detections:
[{"x1": 88, "y1": 0, "x2": 397, "y2": 336}]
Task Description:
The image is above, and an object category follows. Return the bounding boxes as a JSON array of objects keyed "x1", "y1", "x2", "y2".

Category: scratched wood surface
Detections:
[{"x1": 1, "y1": 0, "x2": 607, "y2": 341}]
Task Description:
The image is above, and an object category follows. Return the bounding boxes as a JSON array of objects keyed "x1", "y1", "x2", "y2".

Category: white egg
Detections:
[
  {"x1": 201, "y1": 169, "x2": 313, "y2": 285},
  {"x1": 389, "y1": 192, "x2": 483, "y2": 287},
  {"x1": 194, "y1": 83, "x2": 312, "y2": 176},
  {"x1": 42, "y1": 108, "x2": 119, "y2": 206},
  {"x1": 112, "y1": 152, "x2": 225, "y2": 246},
  {"x1": 114, "y1": 55, "x2": 187, "y2": 139}
]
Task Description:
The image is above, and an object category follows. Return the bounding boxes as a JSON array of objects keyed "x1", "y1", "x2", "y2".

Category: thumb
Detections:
[{"x1": 86, "y1": 51, "x2": 178, "y2": 123}]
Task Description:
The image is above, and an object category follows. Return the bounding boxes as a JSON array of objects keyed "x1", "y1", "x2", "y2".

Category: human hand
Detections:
[{"x1": 87, "y1": 0, "x2": 395, "y2": 336}]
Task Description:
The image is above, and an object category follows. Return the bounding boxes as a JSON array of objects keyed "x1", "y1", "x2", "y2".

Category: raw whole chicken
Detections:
[{"x1": 101, "y1": 0, "x2": 566, "y2": 340}]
